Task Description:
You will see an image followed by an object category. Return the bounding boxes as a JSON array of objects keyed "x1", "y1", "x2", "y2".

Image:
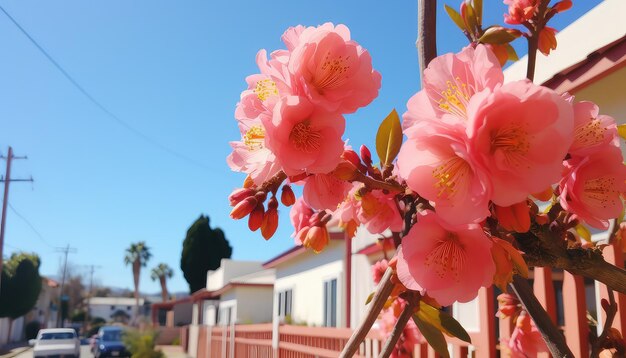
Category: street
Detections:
[{"x1": 12, "y1": 345, "x2": 93, "y2": 358}]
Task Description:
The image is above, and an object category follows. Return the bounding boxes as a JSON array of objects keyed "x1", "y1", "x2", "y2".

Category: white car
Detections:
[{"x1": 30, "y1": 328, "x2": 81, "y2": 358}]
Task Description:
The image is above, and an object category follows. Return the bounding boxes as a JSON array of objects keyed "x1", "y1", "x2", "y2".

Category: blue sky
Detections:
[{"x1": 0, "y1": 0, "x2": 602, "y2": 294}]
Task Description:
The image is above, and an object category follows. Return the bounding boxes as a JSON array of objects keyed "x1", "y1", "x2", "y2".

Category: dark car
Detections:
[{"x1": 94, "y1": 326, "x2": 129, "y2": 358}]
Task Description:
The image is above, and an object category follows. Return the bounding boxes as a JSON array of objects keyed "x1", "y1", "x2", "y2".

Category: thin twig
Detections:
[
  {"x1": 354, "y1": 171, "x2": 404, "y2": 193},
  {"x1": 340, "y1": 267, "x2": 395, "y2": 358},
  {"x1": 525, "y1": 0, "x2": 551, "y2": 81},
  {"x1": 591, "y1": 288, "x2": 618, "y2": 358},
  {"x1": 510, "y1": 275, "x2": 574, "y2": 357},
  {"x1": 378, "y1": 293, "x2": 419, "y2": 358}
]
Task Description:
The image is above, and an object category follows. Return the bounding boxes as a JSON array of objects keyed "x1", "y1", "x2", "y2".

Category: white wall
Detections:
[
  {"x1": 90, "y1": 303, "x2": 134, "y2": 322},
  {"x1": 232, "y1": 286, "x2": 274, "y2": 324},
  {"x1": 273, "y1": 240, "x2": 345, "y2": 327},
  {"x1": 206, "y1": 260, "x2": 264, "y2": 291}
]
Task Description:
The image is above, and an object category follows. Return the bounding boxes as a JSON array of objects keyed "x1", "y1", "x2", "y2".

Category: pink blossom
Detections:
[
  {"x1": 568, "y1": 101, "x2": 619, "y2": 159},
  {"x1": 503, "y1": 0, "x2": 538, "y2": 25},
  {"x1": 263, "y1": 95, "x2": 345, "y2": 176},
  {"x1": 559, "y1": 146, "x2": 626, "y2": 229},
  {"x1": 403, "y1": 45, "x2": 503, "y2": 131},
  {"x1": 227, "y1": 117, "x2": 282, "y2": 186},
  {"x1": 372, "y1": 259, "x2": 389, "y2": 285},
  {"x1": 505, "y1": 312, "x2": 548, "y2": 358},
  {"x1": 356, "y1": 189, "x2": 403, "y2": 234},
  {"x1": 467, "y1": 79, "x2": 574, "y2": 206},
  {"x1": 302, "y1": 173, "x2": 353, "y2": 211},
  {"x1": 396, "y1": 211, "x2": 495, "y2": 306},
  {"x1": 397, "y1": 121, "x2": 491, "y2": 225},
  {"x1": 287, "y1": 23, "x2": 381, "y2": 114},
  {"x1": 290, "y1": 197, "x2": 315, "y2": 245}
]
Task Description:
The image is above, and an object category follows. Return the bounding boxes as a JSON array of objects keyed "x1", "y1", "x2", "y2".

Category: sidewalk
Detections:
[
  {"x1": 0, "y1": 342, "x2": 30, "y2": 358},
  {"x1": 157, "y1": 345, "x2": 188, "y2": 358}
]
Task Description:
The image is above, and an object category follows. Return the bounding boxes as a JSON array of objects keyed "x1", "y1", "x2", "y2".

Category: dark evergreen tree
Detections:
[{"x1": 180, "y1": 215, "x2": 232, "y2": 293}]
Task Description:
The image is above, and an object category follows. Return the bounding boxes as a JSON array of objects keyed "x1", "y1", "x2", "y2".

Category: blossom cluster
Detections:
[
  {"x1": 228, "y1": 18, "x2": 625, "y2": 312},
  {"x1": 395, "y1": 43, "x2": 625, "y2": 306}
]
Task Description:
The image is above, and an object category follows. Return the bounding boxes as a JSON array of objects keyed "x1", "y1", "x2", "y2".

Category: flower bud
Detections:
[
  {"x1": 538, "y1": 27, "x2": 558, "y2": 55},
  {"x1": 229, "y1": 188, "x2": 255, "y2": 206},
  {"x1": 255, "y1": 191, "x2": 267, "y2": 203},
  {"x1": 281, "y1": 185, "x2": 296, "y2": 207},
  {"x1": 553, "y1": 0, "x2": 572, "y2": 13},
  {"x1": 360, "y1": 145, "x2": 372, "y2": 166},
  {"x1": 267, "y1": 196, "x2": 278, "y2": 210},
  {"x1": 303, "y1": 225, "x2": 329, "y2": 253},
  {"x1": 494, "y1": 201, "x2": 530, "y2": 233},
  {"x1": 261, "y1": 206, "x2": 278, "y2": 240},
  {"x1": 295, "y1": 226, "x2": 310, "y2": 246},
  {"x1": 248, "y1": 204, "x2": 264, "y2": 231},
  {"x1": 535, "y1": 213, "x2": 549, "y2": 225},
  {"x1": 342, "y1": 149, "x2": 362, "y2": 169},
  {"x1": 230, "y1": 196, "x2": 257, "y2": 220}
]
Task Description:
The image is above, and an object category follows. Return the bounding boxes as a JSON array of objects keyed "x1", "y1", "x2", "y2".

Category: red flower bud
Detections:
[
  {"x1": 342, "y1": 150, "x2": 362, "y2": 169},
  {"x1": 229, "y1": 188, "x2": 255, "y2": 206},
  {"x1": 303, "y1": 225, "x2": 329, "y2": 253},
  {"x1": 248, "y1": 204, "x2": 265, "y2": 231},
  {"x1": 538, "y1": 26, "x2": 558, "y2": 55},
  {"x1": 230, "y1": 196, "x2": 257, "y2": 220},
  {"x1": 267, "y1": 196, "x2": 278, "y2": 210},
  {"x1": 553, "y1": 0, "x2": 572, "y2": 13},
  {"x1": 281, "y1": 185, "x2": 296, "y2": 207},
  {"x1": 261, "y1": 207, "x2": 278, "y2": 240},
  {"x1": 360, "y1": 145, "x2": 372, "y2": 166}
]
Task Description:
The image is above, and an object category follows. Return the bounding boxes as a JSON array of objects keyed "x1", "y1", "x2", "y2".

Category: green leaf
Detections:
[
  {"x1": 375, "y1": 109, "x2": 403, "y2": 167},
  {"x1": 464, "y1": 2, "x2": 478, "y2": 34},
  {"x1": 474, "y1": 0, "x2": 483, "y2": 26},
  {"x1": 365, "y1": 291, "x2": 375, "y2": 305},
  {"x1": 575, "y1": 224, "x2": 592, "y2": 243},
  {"x1": 505, "y1": 43, "x2": 519, "y2": 62},
  {"x1": 479, "y1": 27, "x2": 518, "y2": 44},
  {"x1": 444, "y1": 4, "x2": 467, "y2": 31},
  {"x1": 416, "y1": 301, "x2": 472, "y2": 343},
  {"x1": 413, "y1": 314, "x2": 449, "y2": 358}
]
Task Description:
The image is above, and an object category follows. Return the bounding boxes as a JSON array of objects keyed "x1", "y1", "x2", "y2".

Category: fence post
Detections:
[
  {"x1": 598, "y1": 242, "x2": 626, "y2": 334},
  {"x1": 562, "y1": 272, "x2": 589, "y2": 358},
  {"x1": 532, "y1": 267, "x2": 557, "y2": 358}
]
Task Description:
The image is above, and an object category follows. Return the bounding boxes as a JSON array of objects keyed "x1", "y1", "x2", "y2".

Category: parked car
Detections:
[
  {"x1": 94, "y1": 326, "x2": 129, "y2": 358},
  {"x1": 30, "y1": 328, "x2": 81, "y2": 358}
]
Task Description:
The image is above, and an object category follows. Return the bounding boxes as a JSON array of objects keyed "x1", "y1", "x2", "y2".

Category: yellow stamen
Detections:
[
  {"x1": 490, "y1": 124, "x2": 531, "y2": 169},
  {"x1": 314, "y1": 52, "x2": 351, "y2": 91},
  {"x1": 424, "y1": 233, "x2": 466, "y2": 281},
  {"x1": 254, "y1": 79, "x2": 278, "y2": 101},
  {"x1": 244, "y1": 126, "x2": 266, "y2": 150},
  {"x1": 436, "y1": 77, "x2": 472, "y2": 119},
  {"x1": 432, "y1": 157, "x2": 471, "y2": 200},
  {"x1": 290, "y1": 121, "x2": 321, "y2": 153}
]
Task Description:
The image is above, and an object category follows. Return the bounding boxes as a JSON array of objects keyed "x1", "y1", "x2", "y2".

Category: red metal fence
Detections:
[{"x1": 187, "y1": 244, "x2": 626, "y2": 358}]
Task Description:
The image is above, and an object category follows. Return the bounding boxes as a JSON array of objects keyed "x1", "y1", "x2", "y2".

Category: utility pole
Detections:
[
  {"x1": 83, "y1": 264, "x2": 101, "y2": 334},
  {"x1": 0, "y1": 146, "x2": 33, "y2": 292},
  {"x1": 56, "y1": 244, "x2": 77, "y2": 328}
]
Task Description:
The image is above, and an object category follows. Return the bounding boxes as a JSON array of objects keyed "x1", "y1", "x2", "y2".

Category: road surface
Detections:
[{"x1": 12, "y1": 345, "x2": 93, "y2": 358}]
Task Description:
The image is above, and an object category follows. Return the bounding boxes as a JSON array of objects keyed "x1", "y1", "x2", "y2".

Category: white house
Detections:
[
  {"x1": 88, "y1": 297, "x2": 145, "y2": 323},
  {"x1": 183, "y1": 259, "x2": 275, "y2": 358},
  {"x1": 263, "y1": 227, "x2": 392, "y2": 329}
]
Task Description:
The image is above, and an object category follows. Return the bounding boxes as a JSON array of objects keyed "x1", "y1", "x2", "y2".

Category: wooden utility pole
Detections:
[
  {"x1": 83, "y1": 264, "x2": 100, "y2": 333},
  {"x1": 56, "y1": 244, "x2": 77, "y2": 328},
  {"x1": 0, "y1": 146, "x2": 33, "y2": 292}
]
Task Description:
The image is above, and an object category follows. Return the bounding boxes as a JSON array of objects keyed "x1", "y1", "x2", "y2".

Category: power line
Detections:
[
  {"x1": 8, "y1": 202, "x2": 54, "y2": 248},
  {"x1": 0, "y1": 5, "x2": 211, "y2": 171}
]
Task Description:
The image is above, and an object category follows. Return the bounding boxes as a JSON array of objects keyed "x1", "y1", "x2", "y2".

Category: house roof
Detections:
[
  {"x1": 262, "y1": 231, "x2": 346, "y2": 269},
  {"x1": 503, "y1": 0, "x2": 626, "y2": 86},
  {"x1": 89, "y1": 297, "x2": 144, "y2": 306},
  {"x1": 356, "y1": 237, "x2": 395, "y2": 256}
]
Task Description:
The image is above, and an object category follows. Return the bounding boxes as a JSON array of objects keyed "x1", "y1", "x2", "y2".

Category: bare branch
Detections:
[
  {"x1": 378, "y1": 292, "x2": 418, "y2": 358},
  {"x1": 417, "y1": 0, "x2": 437, "y2": 82},
  {"x1": 591, "y1": 289, "x2": 618, "y2": 358}
]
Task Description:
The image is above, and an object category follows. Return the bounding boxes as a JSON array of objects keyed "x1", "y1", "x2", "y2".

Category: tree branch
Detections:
[
  {"x1": 417, "y1": 0, "x2": 437, "y2": 81},
  {"x1": 340, "y1": 267, "x2": 395, "y2": 358},
  {"x1": 510, "y1": 275, "x2": 575, "y2": 357},
  {"x1": 525, "y1": 0, "x2": 550, "y2": 81}
]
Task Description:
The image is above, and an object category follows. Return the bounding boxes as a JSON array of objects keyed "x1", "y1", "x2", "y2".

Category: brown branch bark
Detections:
[
  {"x1": 525, "y1": 0, "x2": 550, "y2": 81},
  {"x1": 417, "y1": 0, "x2": 437, "y2": 81},
  {"x1": 339, "y1": 267, "x2": 395, "y2": 358},
  {"x1": 516, "y1": 228, "x2": 626, "y2": 296},
  {"x1": 510, "y1": 275, "x2": 575, "y2": 357},
  {"x1": 591, "y1": 288, "x2": 617, "y2": 358}
]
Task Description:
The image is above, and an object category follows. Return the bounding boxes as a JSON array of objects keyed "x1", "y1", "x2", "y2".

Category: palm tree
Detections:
[
  {"x1": 151, "y1": 263, "x2": 174, "y2": 302},
  {"x1": 124, "y1": 241, "x2": 151, "y2": 323}
]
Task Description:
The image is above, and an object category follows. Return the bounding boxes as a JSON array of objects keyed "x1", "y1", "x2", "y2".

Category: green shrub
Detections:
[
  {"x1": 171, "y1": 337, "x2": 180, "y2": 346},
  {"x1": 25, "y1": 321, "x2": 41, "y2": 340},
  {"x1": 122, "y1": 329, "x2": 164, "y2": 358}
]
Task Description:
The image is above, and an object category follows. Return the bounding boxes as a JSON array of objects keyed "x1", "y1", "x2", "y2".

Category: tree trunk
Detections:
[
  {"x1": 159, "y1": 276, "x2": 168, "y2": 303},
  {"x1": 133, "y1": 260, "x2": 140, "y2": 324}
]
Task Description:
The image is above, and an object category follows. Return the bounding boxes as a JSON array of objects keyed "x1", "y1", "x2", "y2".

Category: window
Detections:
[
  {"x1": 277, "y1": 289, "x2": 293, "y2": 318},
  {"x1": 323, "y1": 279, "x2": 337, "y2": 327},
  {"x1": 110, "y1": 305, "x2": 116, "y2": 310},
  {"x1": 127, "y1": 306, "x2": 131, "y2": 310}
]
